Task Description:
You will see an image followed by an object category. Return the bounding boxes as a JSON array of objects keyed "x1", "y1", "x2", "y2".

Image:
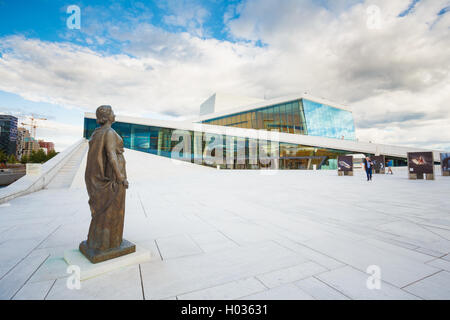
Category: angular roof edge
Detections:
[{"x1": 194, "y1": 93, "x2": 353, "y2": 122}]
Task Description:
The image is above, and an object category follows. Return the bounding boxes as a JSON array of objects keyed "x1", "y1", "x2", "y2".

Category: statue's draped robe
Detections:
[{"x1": 85, "y1": 126, "x2": 126, "y2": 251}]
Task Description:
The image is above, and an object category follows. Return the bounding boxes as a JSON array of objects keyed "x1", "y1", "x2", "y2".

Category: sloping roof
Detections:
[{"x1": 195, "y1": 93, "x2": 352, "y2": 123}]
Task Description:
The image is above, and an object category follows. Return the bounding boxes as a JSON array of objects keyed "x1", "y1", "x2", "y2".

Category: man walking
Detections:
[{"x1": 363, "y1": 156, "x2": 374, "y2": 181}]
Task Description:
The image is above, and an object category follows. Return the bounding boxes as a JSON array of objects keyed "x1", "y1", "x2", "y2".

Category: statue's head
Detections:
[{"x1": 96, "y1": 105, "x2": 115, "y2": 125}]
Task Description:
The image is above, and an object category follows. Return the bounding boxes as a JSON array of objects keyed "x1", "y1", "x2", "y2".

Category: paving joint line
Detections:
[
  {"x1": 0, "y1": 224, "x2": 62, "y2": 281},
  {"x1": 311, "y1": 274, "x2": 353, "y2": 300},
  {"x1": 139, "y1": 264, "x2": 146, "y2": 300},
  {"x1": 44, "y1": 279, "x2": 58, "y2": 300},
  {"x1": 401, "y1": 270, "x2": 444, "y2": 290},
  {"x1": 154, "y1": 239, "x2": 163, "y2": 261},
  {"x1": 9, "y1": 254, "x2": 51, "y2": 300}
]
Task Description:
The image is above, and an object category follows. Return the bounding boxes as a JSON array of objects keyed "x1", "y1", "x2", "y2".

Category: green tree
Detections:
[
  {"x1": 20, "y1": 155, "x2": 28, "y2": 164},
  {"x1": 7, "y1": 154, "x2": 17, "y2": 164},
  {"x1": 19, "y1": 149, "x2": 58, "y2": 164},
  {"x1": 29, "y1": 149, "x2": 47, "y2": 163},
  {"x1": 0, "y1": 150, "x2": 7, "y2": 163},
  {"x1": 46, "y1": 150, "x2": 58, "y2": 162}
]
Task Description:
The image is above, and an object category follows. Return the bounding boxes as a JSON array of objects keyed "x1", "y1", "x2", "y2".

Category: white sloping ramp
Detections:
[{"x1": 46, "y1": 141, "x2": 88, "y2": 189}]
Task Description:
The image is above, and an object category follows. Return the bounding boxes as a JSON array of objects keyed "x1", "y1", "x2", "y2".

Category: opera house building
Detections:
[{"x1": 83, "y1": 93, "x2": 441, "y2": 170}]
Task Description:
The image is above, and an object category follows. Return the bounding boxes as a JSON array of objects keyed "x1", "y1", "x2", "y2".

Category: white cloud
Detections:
[
  {"x1": 0, "y1": 33, "x2": 268, "y2": 117},
  {"x1": 32, "y1": 119, "x2": 83, "y2": 152},
  {"x1": 0, "y1": 0, "x2": 449, "y2": 151},
  {"x1": 158, "y1": 0, "x2": 210, "y2": 37},
  {"x1": 12, "y1": 115, "x2": 82, "y2": 152}
]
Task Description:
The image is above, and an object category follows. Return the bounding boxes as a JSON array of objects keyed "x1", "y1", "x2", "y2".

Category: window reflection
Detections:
[
  {"x1": 201, "y1": 99, "x2": 310, "y2": 135},
  {"x1": 302, "y1": 99, "x2": 356, "y2": 140},
  {"x1": 201, "y1": 98, "x2": 356, "y2": 141}
]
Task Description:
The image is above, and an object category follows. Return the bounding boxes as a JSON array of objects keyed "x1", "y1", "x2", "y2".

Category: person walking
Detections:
[
  {"x1": 386, "y1": 160, "x2": 393, "y2": 175},
  {"x1": 363, "y1": 156, "x2": 374, "y2": 181}
]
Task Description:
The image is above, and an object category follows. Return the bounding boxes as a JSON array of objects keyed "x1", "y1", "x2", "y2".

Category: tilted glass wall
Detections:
[
  {"x1": 279, "y1": 143, "x2": 349, "y2": 170},
  {"x1": 84, "y1": 117, "x2": 354, "y2": 170},
  {"x1": 302, "y1": 99, "x2": 356, "y2": 141},
  {"x1": 201, "y1": 98, "x2": 356, "y2": 141},
  {"x1": 201, "y1": 100, "x2": 307, "y2": 134}
]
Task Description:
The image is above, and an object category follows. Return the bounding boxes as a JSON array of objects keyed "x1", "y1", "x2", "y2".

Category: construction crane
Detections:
[{"x1": 21, "y1": 115, "x2": 48, "y2": 139}]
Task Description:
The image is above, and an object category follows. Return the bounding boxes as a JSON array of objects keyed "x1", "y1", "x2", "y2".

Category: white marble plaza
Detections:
[{"x1": 1, "y1": 147, "x2": 450, "y2": 300}]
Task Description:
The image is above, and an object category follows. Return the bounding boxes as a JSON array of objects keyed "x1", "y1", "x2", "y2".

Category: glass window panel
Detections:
[
  {"x1": 251, "y1": 111, "x2": 257, "y2": 129},
  {"x1": 256, "y1": 110, "x2": 263, "y2": 129},
  {"x1": 286, "y1": 103, "x2": 294, "y2": 133},
  {"x1": 279, "y1": 104, "x2": 287, "y2": 133},
  {"x1": 131, "y1": 124, "x2": 150, "y2": 152},
  {"x1": 237, "y1": 114, "x2": 243, "y2": 127},
  {"x1": 246, "y1": 113, "x2": 252, "y2": 128},
  {"x1": 262, "y1": 108, "x2": 273, "y2": 131},
  {"x1": 272, "y1": 106, "x2": 281, "y2": 132}
]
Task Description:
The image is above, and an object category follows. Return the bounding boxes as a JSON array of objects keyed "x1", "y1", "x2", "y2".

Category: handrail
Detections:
[{"x1": 0, "y1": 138, "x2": 87, "y2": 204}]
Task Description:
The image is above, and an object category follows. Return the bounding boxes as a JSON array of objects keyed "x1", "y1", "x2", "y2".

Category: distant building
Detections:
[
  {"x1": 23, "y1": 136, "x2": 40, "y2": 158},
  {"x1": 16, "y1": 127, "x2": 30, "y2": 160},
  {"x1": 38, "y1": 140, "x2": 55, "y2": 154},
  {"x1": 0, "y1": 115, "x2": 18, "y2": 156}
]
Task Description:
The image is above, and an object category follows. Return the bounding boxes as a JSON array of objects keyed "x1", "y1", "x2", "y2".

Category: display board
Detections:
[
  {"x1": 337, "y1": 155, "x2": 353, "y2": 172},
  {"x1": 372, "y1": 155, "x2": 385, "y2": 173},
  {"x1": 407, "y1": 152, "x2": 434, "y2": 175},
  {"x1": 441, "y1": 153, "x2": 450, "y2": 175}
]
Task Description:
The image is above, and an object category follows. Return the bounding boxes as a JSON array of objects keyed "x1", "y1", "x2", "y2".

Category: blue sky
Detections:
[
  {"x1": 0, "y1": 0, "x2": 241, "y2": 44},
  {"x1": 0, "y1": 0, "x2": 449, "y2": 151}
]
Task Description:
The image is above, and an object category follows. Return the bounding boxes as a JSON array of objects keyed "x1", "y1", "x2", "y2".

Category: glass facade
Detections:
[
  {"x1": 302, "y1": 99, "x2": 356, "y2": 140},
  {"x1": 201, "y1": 100, "x2": 307, "y2": 134},
  {"x1": 84, "y1": 117, "x2": 353, "y2": 170},
  {"x1": 279, "y1": 143, "x2": 349, "y2": 170},
  {"x1": 201, "y1": 98, "x2": 356, "y2": 141},
  {"x1": 0, "y1": 115, "x2": 18, "y2": 156}
]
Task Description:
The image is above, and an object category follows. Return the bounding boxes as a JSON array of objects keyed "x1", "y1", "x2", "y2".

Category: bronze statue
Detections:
[{"x1": 80, "y1": 105, "x2": 135, "y2": 263}]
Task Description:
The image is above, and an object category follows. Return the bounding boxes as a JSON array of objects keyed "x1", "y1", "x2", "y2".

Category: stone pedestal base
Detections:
[
  {"x1": 374, "y1": 169, "x2": 385, "y2": 174},
  {"x1": 443, "y1": 171, "x2": 450, "y2": 176},
  {"x1": 338, "y1": 171, "x2": 353, "y2": 176},
  {"x1": 79, "y1": 239, "x2": 136, "y2": 264},
  {"x1": 64, "y1": 245, "x2": 151, "y2": 281},
  {"x1": 409, "y1": 173, "x2": 435, "y2": 180}
]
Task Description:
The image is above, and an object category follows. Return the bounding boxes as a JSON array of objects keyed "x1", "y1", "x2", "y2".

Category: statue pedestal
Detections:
[
  {"x1": 79, "y1": 239, "x2": 136, "y2": 264},
  {"x1": 64, "y1": 245, "x2": 151, "y2": 281}
]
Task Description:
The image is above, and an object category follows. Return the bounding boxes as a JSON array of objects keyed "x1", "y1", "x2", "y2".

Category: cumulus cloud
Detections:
[
  {"x1": 159, "y1": 0, "x2": 210, "y2": 37},
  {"x1": 0, "y1": 34, "x2": 267, "y2": 118},
  {"x1": 0, "y1": 0, "x2": 449, "y2": 150}
]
